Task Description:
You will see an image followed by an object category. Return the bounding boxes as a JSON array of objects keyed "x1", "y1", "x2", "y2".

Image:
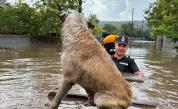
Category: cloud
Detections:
[
  {"x1": 83, "y1": 0, "x2": 128, "y2": 21},
  {"x1": 83, "y1": 0, "x2": 156, "y2": 21}
]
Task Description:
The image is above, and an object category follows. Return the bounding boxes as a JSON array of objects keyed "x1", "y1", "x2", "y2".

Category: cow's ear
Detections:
[
  {"x1": 87, "y1": 21, "x2": 94, "y2": 29},
  {"x1": 59, "y1": 13, "x2": 68, "y2": 23}
]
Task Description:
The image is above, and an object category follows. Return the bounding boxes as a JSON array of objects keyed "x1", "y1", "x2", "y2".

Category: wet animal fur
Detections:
[{"x1": 48, "y1": 12, "x2": 132, "y2": 109}]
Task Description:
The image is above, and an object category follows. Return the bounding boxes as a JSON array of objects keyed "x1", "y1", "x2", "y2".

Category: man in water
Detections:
[{"x1": 112, "y1": 35, "x2": 144, "y2": 79}]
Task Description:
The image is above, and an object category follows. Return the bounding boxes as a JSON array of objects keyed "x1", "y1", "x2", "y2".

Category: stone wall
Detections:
[
  {"x1": 156, "y1": 36, "x2": 178, "y2": 55},
  {"x1": 0, "y1": 34, "x2": 30, "y2": 49}
]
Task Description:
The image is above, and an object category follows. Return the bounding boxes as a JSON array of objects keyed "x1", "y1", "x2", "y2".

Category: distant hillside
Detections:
[{"x1": 98, "y1": 20, "x2": 150, "y2": 30}]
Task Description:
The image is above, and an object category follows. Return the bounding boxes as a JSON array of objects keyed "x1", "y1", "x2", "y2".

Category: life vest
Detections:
[
  {"x1": 102, "y1": 35, "x2": 118, "y2": 55},
  {"x1": 102, "y1": 35, "x2": 117, "y2": 44}
]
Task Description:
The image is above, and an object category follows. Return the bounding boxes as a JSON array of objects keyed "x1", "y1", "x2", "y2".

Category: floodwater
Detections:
[{"x1": 0, "y1": 41, "x2": 178, "y2": 109}]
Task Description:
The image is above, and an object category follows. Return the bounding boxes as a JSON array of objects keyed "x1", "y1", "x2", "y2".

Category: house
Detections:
[{"x1": 0, "y1": 4, "x2": 7, "y2": 9}]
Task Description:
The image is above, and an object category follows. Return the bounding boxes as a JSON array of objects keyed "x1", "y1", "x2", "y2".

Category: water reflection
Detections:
[
  {"x1": 0, "y1": 44, "x2": 62, "y2": 109},
  {"x1": 129, "y1": 41, "x2": 178, "y2": 109},
  {"x1": 0, "y1": 42, "x2": 178, "y2": 109}
]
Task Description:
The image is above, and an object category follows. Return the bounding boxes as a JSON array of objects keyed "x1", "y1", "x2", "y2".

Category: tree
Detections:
[
  {"x1": 119, "y1": 23, "x2": 132, "y2": 36},
  {"x1": 88, "y1": 14, "x2": 99, "y2": 24},
  {"x1": 29, "y1": 6, "x2": 60, "y2": 41},
  {"x1": 145, "y1": 0, "x2": 178, "y2": 42},
  {"x1": 37, "y1": 0, "x2": 84, "y2": 14},
  {"x1": 87, "y1": 14, "x2": 103, "y2": 35},
  {"x1": 119, "y1": 23, "x2": 151, "y2": 39},
  {"x1": 78, "y1": 0, "x2": 82, "y2": 13},
  {"x1": 0, "y1": 0, "x2": 10, "y2": 5},
  {"x1": 0, "y1": 3, "x2": 35, "y2": 34},
  {"x1": 0, "y1": 0, "x2": 87, "y2": 41},
  {"x1": 15, "y1": 4, "x2": 35, "y2": 34},
  {"x1": 103, "y1": 24, "x2": 119, "y2": 35}
]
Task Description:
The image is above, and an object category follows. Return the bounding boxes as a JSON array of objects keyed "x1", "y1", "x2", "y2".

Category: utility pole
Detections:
[
  {"x1": 132, "y1": 8, "x2": 134, "y2": 27},
  {"x1": 141, "y1": 20, "x2": 143, "y2": 30},
  {"x1": 131, "y1": 8, "x2": 134, "y2": 37},
  {"x1": 78, "y1": 0, "x2": 82, "y2": 13},
  {"x1": 141, "y1": 20, "x2": 144, "y2": 40}
]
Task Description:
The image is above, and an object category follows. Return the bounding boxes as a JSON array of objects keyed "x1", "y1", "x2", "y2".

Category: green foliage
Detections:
[
  {"x1": 101, "y1": 22, "x2": 151, "y2": 39},
  {"x1": 88, "y1": 14, "x2": 99, "y2": 24},
  {"x1": 0, "y1": 0, "x2": 10, "y2": 5},
  {"x1": 39, "y1": 0, "x2": 83, "y2": 14},
  {"x1": 120, "y1": 23, "x2": 151, "y2": 39},
  {"x1": 119, "y1": 23, "x2": 132, "y2": 36},
  {"x1": 93, "y1": 24, "x2": 103, "y2": 35},
  {"x1": 102, "y1": 24, "x2": 119, "y2": 35},
  {"x1": 0, "y1": 3, "x2": 34, "y2": 34},
  {"x1": 29, "y1": 6, "x2": 60, "y2": 39},
  {"x1": 145, "y1": 0, "x2": 178, "y2": 42},
  {"x1": 87, "y1": 14, "x2": 102, "y2": 35},
  {"x1": 99, "y1": 21, "x2": 150, "y2": 31},
  {"x1": 0, "y1": 0, "x2": 85, "y2": 41}
]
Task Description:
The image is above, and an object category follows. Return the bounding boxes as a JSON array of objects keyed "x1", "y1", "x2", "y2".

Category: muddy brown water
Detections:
[{"x1": 0, "y1": 41, "x2": 178, "y2": 109}]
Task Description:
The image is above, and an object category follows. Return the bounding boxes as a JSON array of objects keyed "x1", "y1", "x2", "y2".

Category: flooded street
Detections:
[{"x1": 0, "y1": 42, "x2": 178, "y2": 109}]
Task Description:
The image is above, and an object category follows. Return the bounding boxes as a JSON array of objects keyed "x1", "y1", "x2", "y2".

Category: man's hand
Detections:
[{"x1": 134, "y1": 71, "x2": 144, "y2": 80}]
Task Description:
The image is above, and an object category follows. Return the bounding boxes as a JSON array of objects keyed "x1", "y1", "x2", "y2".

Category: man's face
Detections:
[{"x1": 115, "y1": 43, "x2": 128, "y2": 56}]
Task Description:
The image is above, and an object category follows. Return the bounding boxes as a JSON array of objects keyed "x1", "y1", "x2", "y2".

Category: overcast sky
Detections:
[
  {"x1": 83, "y1": 0, "x2": 156, "y2": 21},
  {"x1": 7, "y1": 0, "x2": 156, "y2": 21}
]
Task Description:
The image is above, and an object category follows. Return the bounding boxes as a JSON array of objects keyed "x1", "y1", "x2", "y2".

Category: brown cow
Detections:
[{"x1": 48, "y1": 12, "x2": 132, "y2": 109}]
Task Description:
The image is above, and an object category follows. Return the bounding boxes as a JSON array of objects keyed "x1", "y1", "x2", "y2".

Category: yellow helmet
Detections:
[{"x1": 102, "y1": 35, "x2": 118, "y2": 44}]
